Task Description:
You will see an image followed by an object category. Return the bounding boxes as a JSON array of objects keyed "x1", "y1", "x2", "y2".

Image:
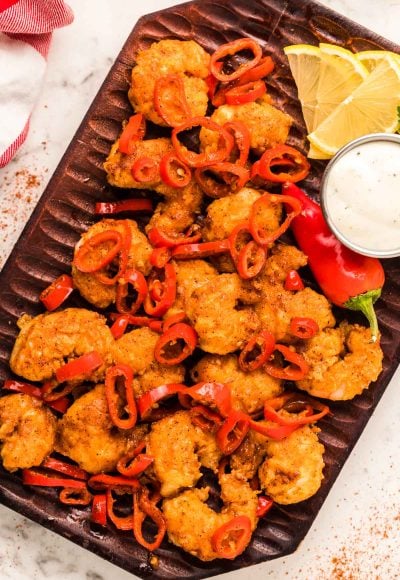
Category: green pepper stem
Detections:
[{"x1": 344, "y1": 289, "x2": 381, "y2": 342}]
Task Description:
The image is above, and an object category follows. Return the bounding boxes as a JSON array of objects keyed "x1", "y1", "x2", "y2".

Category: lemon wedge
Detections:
[
  {"x1": 355, "y1": 49, "x2": 400, "y2": 72},
  {"x1": 308, "y1": 55, "x2": 400, "y2": 156}
]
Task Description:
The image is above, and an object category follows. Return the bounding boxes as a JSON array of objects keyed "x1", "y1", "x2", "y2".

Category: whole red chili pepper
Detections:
[{"x1": 284, "y1": 182, "x2": 385, "y2": 340}]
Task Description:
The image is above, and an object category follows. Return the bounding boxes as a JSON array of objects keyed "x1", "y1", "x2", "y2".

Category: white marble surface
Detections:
[{"x1": 0, "y1": 0, "x2": 399, "y2": 578}]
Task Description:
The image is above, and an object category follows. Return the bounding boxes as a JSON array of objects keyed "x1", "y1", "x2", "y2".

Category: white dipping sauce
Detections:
[{"x1": 323, "y1": 137, "x2": 400, "y2": 256}]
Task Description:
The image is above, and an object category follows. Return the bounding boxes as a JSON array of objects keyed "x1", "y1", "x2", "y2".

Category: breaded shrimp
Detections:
[
  {"x1": 112, "y1": 327, "x2": 185, "y2": 396},
  {"x1": 147, "y1": 410, "x2": 222, "y2": 497},
  {"x1": 55, "y1": 384, "x2": 147, "y2": 474},
  {"x1": 258, "y1": 425, "x2": 325, "y2": 504},
  {"x1": 0, "y1": 394, "x2": 56, "y2": 472},
  {"x1": 162, "y1": 473, "x2": 258, "y2": 561},
  {"x1": 186, "y1": 273, "x2": 261, "y2": 354},
  {"x1": 72, "y1": 219, "x2": 152, "y2": 309},
  {"x1": 297, "y1": 322, "x2": 383, "y2": 400},
  {"x1": 129, "y1": 39, "x2": 210, "y2": 126},
  {"x1": 200, "y1": 95, "x2": 292, "y2": 155},
  {"x1": 10, "y1": 308, "x2": 114, "y2": 383},
  {"x1": 191, "y1": 354, "x2": 283, "y2": 414}
]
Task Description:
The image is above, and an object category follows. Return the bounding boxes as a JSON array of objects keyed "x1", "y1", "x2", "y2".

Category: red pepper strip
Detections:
[
  {"x1": 110, "y1": 313, "x2": 163, "y2": 335},
  {"x1": 131, "y1": 157, "x2": 159, "y2": 183},
  {"x1": 228, "y1": 221, "x2": 252, "y2": 263},
  {"x1": 59, "y1": 486, "x2": 92, "y2": 506},
  {"x1": 116, "y1": 269, "x2": 148, "y2": 315},
  {"x1": 237, "y1": 55, "x2": 275, "y2": 84},
  {"x1": 284, "y1": 269, "x2": 304, "y2": 291},
  {"x1": 225, "y1": 79, "x2": 266, "y2": 105},
  {"x1": 144, "y1": 262, "x2": 177, "y2": 318},
  {"x1": 154, "y1": 322, "x2": 198, "y2": 365},
  {"x1": 159, "y1": 151, "x2": 192, "y2": 188},
  {"x1": 171, "y1": 116, "x2": 234, "y2": 168},
  {"x1": 210, "y1": 37, "x2": 262, "y2": 82},
  {"x1": 216, "y1": 410, "x2": 250, "y2": 455},
  {"x1": 180, "y1": 381, "x2": 233, "y2": 417},
  {"x1": 265, "y1": 344, "x2": 309, "y2": 381},
  {"x1": 150, "y1": 246, "x2": 172, "y2": 269},
  {"x1": 284, "y1": 182, "x2": 385, "y2": 340},
  {"x1": 95, "y1": 199, "x2": 153, "y2": 215},
  {"x1": 42, "y1": 457, "x2": 88, "y2": 481},
  {"x1": 238, "y1": 330, "x2": 276, "y2": 372},
  {"x1": 118, "y1": 113, "x2": 146, "y2": 155},
  {"x1": 117, "y1": 442, "x2": 151, "y2": 476},
  {"x1": 41, "y1": 380, "x2": 76, "y2": 402},
  {"x1": 137, "y1": 383, "x2": 188, "y2": 420},
  {"x1": 289, "y1": 316, "x2": 319, "y2": 339},
  {"x1": 106, "y1": 488, "x2": 134, "y2": 531},
  {"x1": 205, "y1": 61, "x2": 223, "y2": 100},
  {"x1": 147, "y1": 225, "x2": 202, "y2": 248},
  {"x1": 249, "y1": 193, "x2": 302, "y2": 247},
  {"x1": 2, "y1": 379, "x2": 70, "y2": 413},
  {"x1": 87, "y1": 474, "x2": 141, "y2": 491},
  {"x1": 223, "y1": 121, "x2": 251, "y2": 166},
  {"x1": 249, "y1": 419, "x2": 299, "y2": 440},
  {"x1": 94, "y1": 221, "x2": 132, "y2": 287},
  {"x1": 257, "y1": 145, "x2": 310, "y2": 183},
  {"x1": 211, "y1": 514, "x2": 252, "y2": 559},
  {"x1": 73, "y1": 230, "x2": 123, "y2": 274},
  {"x1": 264, "y1": 399, "x2": 330, "y2": 427},
  {"x1": 190, "y1": 405, "x2": 224, "y2": 432},
  {"x1": 91, "y1": 494, "x2": 107, "y2": 526},
  {"x1": 133, "y1": 487, "x2": 167, "y2": 551},
  {"x1": 40, "y1": 274, "x2": 74, "y2": 312},
  {"x1": 117, "y1": 453, "x2": 154, "y2": 478},
  {"x1": 110, "y1": 314, "x2": 130, "y2": 339},
  {"x1": 55, "y1": 351, "x2": 103, "y2": 384},
  {"x1": 22, "y1": 469, "x2": 87, "y2": 489},
  {"x1": 194, "y1": 163, "x2": 250, "y2": 198},
  {"x1": 154, "y1": 74, "x2": 192, "y2": 127},
  {"x1": 256, "y1": 496, "x2": 274, "y2": 518},
  {"x1": 105, "y1": 364, "x2": 137, "y2": 430},
  {"x1": 236, "y1": 240, "x2": 266, "y2": 279},
  {"x1": 162, "y1": 311, "x2": 187, "y2": 332},
  {"x1": 171, "y1": 239, "x2": 230, "y2": 260}
]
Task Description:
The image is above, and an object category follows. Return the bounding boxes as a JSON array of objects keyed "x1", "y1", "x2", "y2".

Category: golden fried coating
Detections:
[
  {"x1": 0, "y1": 394, "x2": 56, "y2": 472},
  {"x1": 297, "y1": 322, "x2": 383, "y2": 400},
  {"x1": 10, "y1": 308, "x2": 114, "y2": 383},
  {"x1": 147, "y1": 410, "x2": 222, "y2": 497},
  {"x1": 191, "y1": 354, "x2": 283, "y2": 414},
  {"x1": 129, "y1": 39, "x2": 210, "y2": 126},
  {"x1": 162, "y1": 473, "x2": 258, "y2": 561},
  {"x1": 55, "y1": 384, "x2": 147, "y2": 474},
  {"x1": 186, "y1": 273, "x2": 261, "y2": 354},
  {"x1": 258, "y1": 425, "x2": 324, "y2": 504},
  {"x1": 112, "y1": 327, "x2": 185, "y2": 396},
  {"x1": 230, "y1": 427, "x2": 269, "y2": 481},
  {"x1": 72, "y1": 219, "x2": 152, "y2": 309},
  {"x1": 200, "y1": 95, "x2": 292, "y2": 155}
]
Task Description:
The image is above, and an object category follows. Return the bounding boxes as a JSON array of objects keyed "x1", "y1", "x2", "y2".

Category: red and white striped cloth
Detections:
[{"x1": 0, "y1": 0, "x2": 73, "y2": 167}]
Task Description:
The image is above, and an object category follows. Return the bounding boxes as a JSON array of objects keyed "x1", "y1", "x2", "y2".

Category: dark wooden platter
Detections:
[{"x1": 0, "y1": 0, "x2": 399, "y2": 578}]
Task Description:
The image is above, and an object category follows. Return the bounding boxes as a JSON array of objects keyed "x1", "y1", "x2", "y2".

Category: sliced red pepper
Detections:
[
  {"x1": 228, "y1": 221, "x2": 252, "y2": 263},
  {"x1": 137, "y1": 383, "x2": 188, "y2": 420},
  {"x1": 110, "y1": 314, "x2": 130, "y2": 339},
  {"x1": 59, "y1": 486, "x2": 92, "y2": 506},
  {"x1": 117, "y1": 453, "x2": 154, "y2": 478},
  {"x1": 284, "y1": 270, "x2": 305, "y2": 291},
  {"x1": 249, "y1": 419, "x2": 299, "y2": 440},
  {"x1": 116, "y1": 269, "x2": 148, "y2": 315},
  {"x1": 131, "y1": 156, "x2": 159, "y2": 183},
  {"x1": 147, "y1": 225, "x2": 202, "y2": 248},
  {"x1": 256, "y1": 496, "x2": 274, "y2": 517},
  {"x1": 205, "y1": 61, "x2": 223, "y2": 100},
  {"x1": 289, "y1": 317, "x2": 319, "y2": 339},
  {"x1": 95, "y1": 199, "x2": 153, "y2": 215},
  {"x1": 194, "y1": 162, "x2": 250, "y2": 198},
  {"x1": 91, "y1": 493, "x2": 107, "y2": 526},
  {"x1": 162, "y1": 311, "x2": 187, "y2": 332},
  {"x1": 236, "y1": 240, "x2": 266, "y2": 279},
  {"x1": 171, "y1": 117, "x2": 234, "y2": 168},
  {"x1": 55, "y1": 351, "x2": 103, "y2": 384},
  {"x1": 94, "y1": 221, "x2": 132, "y2": 287},
  {"x1": 256, "y1": 145, "x2": 310, "y2": 183},
  {"x1": 154, "y1": 74, "x2": 192, "y2": 127},
  {"x1": 223, "y1": 121, "x2": 251, "y2": 166},
  {"x1": 171, "y1": 239, "x2": 230, "y2": 260},
  {"x1": 118, "y1": 113, "x2": 146, "y2": 155},
  {"x1": 211, "y1": 514, "x2": 252, "y2": 559},
  {"x1": 105, "y1": 364, "x2": 137, "y2": 430},
  {"x1": 144, "y1": 263, "x2": 177, "y2": 317},
  {"x1": 265, "y1": 344, "x2": 309, "y2": 381},
  {"x1": 42, "y1": 457, "x2": 88, "y2": 481},
  {"x1": 225, "y1": 79, "x2": 266, "y2": 105},
  {"x1": 237, "y1": 55, "x2": 275, "y2": 84},
  {"x1": 216, "y1": 410, "x2": 250, "y2": 455},
  {"x1": 110, "y1": 313, "x2": 163, "y2": 336},
  {"x1": 133, "y1": 487, "x2": 166, "y2": 551},
  {"x1": 73, "y1": 230, "x2": 123, "y2": 274},
  {"x1": 179, "y1": 381, "x2": 232, "y2": 417},
  {"x1": 154, "y1": 322, "x2": 198, "y2": 365},
  {"x1": 159, "y1": 151, "x2": 192, "y2": 188},
  {"x1": 249, "y1": 193, "x2": 302, "y2": 247},
  {"x1": 150, "y1": 246, "x2": 172, "y2": 269},
  {"x1": 106, "y1": 488, "x2": 134, "y2": 531},
  {"x1": 22, "y1": 469, "x2": 87, "y2": 489},
  {"x1": 263, "y1": 393, "x2": 330, "y2": 427},
  {"x1": 238, "y1": 330, "x2": 275, "y2": 372},
  {"x1": 40, "y1": 274, "x2": 74, "y2": 312},
  {"x1": 190, "y1": 405, "x2": 224, "y2": 432},
  {"x1": 210, "y1": 37, "x2": 262, "y2": 82},
  {"x1": 2, "y1": 379, "x2": 69, "y2": 413},
  {"x1": 87, "y1": 474, "x2": 141, "y2": 491}
]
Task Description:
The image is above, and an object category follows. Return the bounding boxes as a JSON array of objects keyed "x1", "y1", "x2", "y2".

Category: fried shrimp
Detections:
[
  {"x1": 297, "y1": 322, "x2": 384, "y2": 400},
  {"x1": 258, "y1": 425, "x2": 325, "y2": 504},
  {"x1": 55, "y1": 384, "x2": 147, "y2": 474},
  {"x1": 72, "y1": 219, "x2": 152, "y2": 309},
  {"x1": 129, "y1": 39, "x2": 210, "y2": 126},
  {"x1": 10, "y1": 308, "x2": 114, "y2": 383},
  {"x1": 0, "y1": 394, "x2": 56, "y2": 472},
  {"x1": 186, "y1": 273, "x2": 261, "y2": 354},
  {"x1": 162, "y1": 473, "x2": 258, "y2": 561},
  {"x1": 147, "y1": 410, "x2": 222, "y2": 497},
  {"x1": 191, "y1": 354, "x2": 283, "y2": 414}
]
